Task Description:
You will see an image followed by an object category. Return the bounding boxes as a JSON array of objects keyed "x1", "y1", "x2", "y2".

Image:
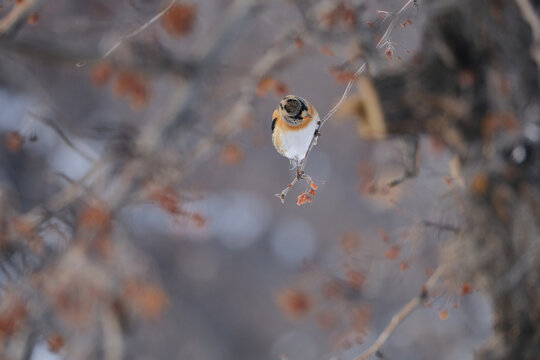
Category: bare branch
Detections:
[
  {"x1": 21, "y1": 159, "x2": 107, "y2": 231},
  {"x1": 515, "y1": 0, "x2": 540, "y2": 71},
  {"x1": 0, "y1": 0, "x2": 44, "y2": 36},
  {"x1": 354, "y1": 265, "x2": 446, "y2": 360},
  {"x1": 79, "y1": 0, "x2": 178, "y2": 66},
  {"x1": 376, "y1": 0, "x2": 416, "y2": 49},
  {"x1": 421, "y1": 220, "x2": 460, "y2": 234},
  {"x1": 387, "y1": 135, "x2": 419, "y2": 188},
  {"x1": 27, "y1": 111, "x2": 97, "y2": 163}
]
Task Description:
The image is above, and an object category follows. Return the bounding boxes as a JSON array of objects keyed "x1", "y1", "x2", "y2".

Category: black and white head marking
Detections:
[{"x1": 279, "y1": 95, "x2": 308, "y2": 126}]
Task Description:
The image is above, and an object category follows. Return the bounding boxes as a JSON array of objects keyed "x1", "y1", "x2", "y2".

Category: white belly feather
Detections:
[{"x1": 278, "y1": 114, "x2": 319, "y2": 161}]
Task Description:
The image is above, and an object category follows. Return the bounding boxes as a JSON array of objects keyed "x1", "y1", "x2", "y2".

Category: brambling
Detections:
[{"x1": 272, "y1": 95, "x2": 320, "y2": 177}]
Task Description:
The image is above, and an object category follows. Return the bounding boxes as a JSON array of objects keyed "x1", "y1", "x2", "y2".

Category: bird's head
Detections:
[{"x1": 278, "y1": 95, "x2": 309, "y2": 126}]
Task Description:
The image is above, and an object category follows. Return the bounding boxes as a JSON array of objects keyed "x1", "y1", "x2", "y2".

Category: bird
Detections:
[{"x1": 271, "y1": 95, "x2": 320, "y2": 177}]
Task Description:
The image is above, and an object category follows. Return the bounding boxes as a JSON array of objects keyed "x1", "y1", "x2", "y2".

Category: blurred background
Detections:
[{"x1": 0, "y1": 0, "x2": 492, "y2": 359}]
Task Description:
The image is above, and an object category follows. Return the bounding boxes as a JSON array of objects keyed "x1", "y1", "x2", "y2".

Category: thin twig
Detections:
[
  {"x1": 376, "y1": 0, "x2": 415, "y2": 49},
  {"x1": 354, "y1": 265, "x2": 446, "y2": 360},
  {"x1": 76, "y1": 0, "x2": 177, "y2": 66},
  {"x1": 421, "y1": 220, "x2": 459, "y2": 234},
  {"x1": 21, "y1": 159, "x2": 107, "y2": 231},
  {"x1": 22, "y1": 330, "x2": 38, "y2": 360},
  {"x1": 387, "y1": 135, "x2": 419, "y2": 188},
  {"x1": 27, "y1": 111, "x2": 97, "y2": 163},
  {"x1": 515, "y1": 0, "x2": 540, "y2": 71},
  {"x1": 320, "y1": 63, "x2": 367, "y2": 128},
  {"x1": 276, "y1": 62, "x2": 366, "y2": 203},
  {"x1": 0, "y1": 0, "x2": 44, "y2": 35},
  {"x1": 102, "y1": 308, "x2": 124, "y2": 360}
]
